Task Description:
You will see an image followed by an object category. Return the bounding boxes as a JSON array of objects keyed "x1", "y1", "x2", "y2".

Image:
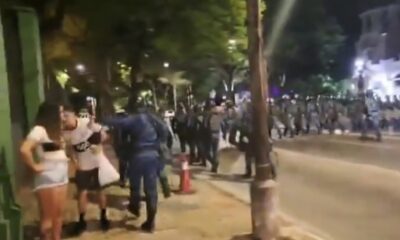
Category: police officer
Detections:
[
  {"x1": 306, "y1": 97, "x2": 321, "y2": 134},
  {"x1": 186, "y1": 106, "x2": 198, "y2": 164},
  {"x1": 362, "y1": 90, "x2": 382, "y2": 141},
  {"x1": 294, "y1": 95, "x2": 306, "y2": 135},
  {"x1": 282, "y1": 95, "x2": 295, "y2": 138},
  {"x1": 172, "y1": 104, "x2": 188, "y2": 153},
  {"x1": 204, "y1": 101, "x2": 224, "y2": 173},
  {"x1": 229, "y1": 102, "x2": 253, "y2": 178},
  {"x1": 110, "y1": 109, "x2": 131, "y2": 187},
  {"x1": 105, "y1": 101, "x2": 169, "y2": 233},
  {"x1": 268, "y1": 99, "x2": 283, "y2": 139},
  {"x1": 230, "y1": 102, "x2": 277, "y2": 179},
  {"x1": 196, "y1": 104, "x2": 210, "y2": 167}
]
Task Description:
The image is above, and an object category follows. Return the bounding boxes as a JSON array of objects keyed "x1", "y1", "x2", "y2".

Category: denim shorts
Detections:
[{"x1": 33, "y1": 161, "x2": 69, "y2": 192}]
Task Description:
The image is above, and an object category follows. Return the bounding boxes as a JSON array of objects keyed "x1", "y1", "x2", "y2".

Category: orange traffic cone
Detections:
[{"x1": 178, "y1": 154, "x2": 195, "y2": 194}]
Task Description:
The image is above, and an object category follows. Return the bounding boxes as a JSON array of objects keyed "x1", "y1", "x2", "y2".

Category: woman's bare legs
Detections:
[
  {"x1": 52, "y1": 185, "x2": 68, "y2": 240},
  {"x1": 37, "y1": 188, "x2": 53, "y2": 240}
]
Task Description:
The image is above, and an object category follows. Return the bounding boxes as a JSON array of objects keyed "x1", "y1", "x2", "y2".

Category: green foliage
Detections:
[
  {"x1": 32, "y1": 0, "x2": 248, "y2": 106},
  {"x1": 265, "y1": 0, "x2": 345, "y2": 93},
  {"x1": 286, "y1": 74, "x2": 344, "y2": 96}
]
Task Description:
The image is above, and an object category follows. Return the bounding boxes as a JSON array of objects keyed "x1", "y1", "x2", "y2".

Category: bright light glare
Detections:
[
  {"x1": 163, "y1": 62, "x2": 170, "y2": 68},
  {"x1": 354, "y1": 58, "x2": 365, "y2": 68},
  {"x1": 228, "y1": 39, "x2": 237, "y2": 45},
  {"x1": 371, "y1": 73, "x2": 394, "y2": 98},
  {"x1": 76, "y1": 64, "x2": 85, "y2": 72},
  {"x1": 351, "y1": 84, "x2": 356, "y2": 90},
  {"x1": 265, "y1": 0, "x2": 297, "y2": 56}
]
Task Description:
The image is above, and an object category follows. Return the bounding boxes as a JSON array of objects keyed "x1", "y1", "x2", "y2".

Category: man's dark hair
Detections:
[{"x1": 63, "y1": 103, "x2": 77, "y2": 114}]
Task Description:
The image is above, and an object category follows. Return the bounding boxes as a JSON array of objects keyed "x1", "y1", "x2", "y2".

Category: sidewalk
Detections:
[
  {"x1": 20, "y1": 176, "x2": 314, "y2": 240},
  {"x1": 18, "y1": 145, "x2": 322, "y2": 240},
  {"x1": 192, "y1": 147, "x2": 328, "y2": 240}
]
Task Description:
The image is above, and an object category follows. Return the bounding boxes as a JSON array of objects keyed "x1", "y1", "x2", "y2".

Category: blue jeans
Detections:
[
  {"x1": 361, "y1": 115, "x2": 381, "y2": 140},
  {"x1": 129, "y1": 154, "x2": 159, "y2": 221},
  {"x1": 209, "y1": 136, "x2": 219, "y2": 171},
  {"x1": 115, "y1": 147, "x2": 129, "y2": 182}
]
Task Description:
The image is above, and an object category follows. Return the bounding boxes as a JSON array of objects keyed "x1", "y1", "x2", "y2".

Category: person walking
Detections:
[
  {"x1": 204, "y1": 102, "x2": 224, "y2": 173},
  {"x1": 105, "y1": 102, "x2": 169, "y2": 233},
  {"x1": 20, "y1": 102, "x2": 69, "y2": 240},
  {"x1": 186, "y1": 106, "x2": 198, "y2": 164},
  {"x1": 196, "y1": 105, "x2": 210, "y2": 167},
  {"x1": 229, "y1": 102, "x2": 276, "y2": 179},
  {"x1": 362, "y1": 90, "x2": 382, "y2": 141},
  {"x1": 229, "y1": 104, "x2": 253, "y2": 178},
  {"x1": 172, "y1": 104, "x2": 188, "y2": 153},
  {"x1": 109, "y1": 110, "x2": 131, "y2": 188}
]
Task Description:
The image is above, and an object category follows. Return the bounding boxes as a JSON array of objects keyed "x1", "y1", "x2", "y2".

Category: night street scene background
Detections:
[{"x1": 1, "y1": 0, "x2": 400, "y2": 240}]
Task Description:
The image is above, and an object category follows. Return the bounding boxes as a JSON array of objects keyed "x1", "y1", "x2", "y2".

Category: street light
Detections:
[
  {"x1": 228, "y1": 39, "x2": 237, "y2": 45},
  {"x1": 354, "y1": 58, "x2": 365, "y2": 69},
  {"x1": 76, "y1": 64, "x2": 86, "y2": 73}
]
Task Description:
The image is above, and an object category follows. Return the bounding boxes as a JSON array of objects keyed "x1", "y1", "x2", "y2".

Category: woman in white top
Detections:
[{"x1": 20, "y1": 102, "x2": 69, "y2": 240}]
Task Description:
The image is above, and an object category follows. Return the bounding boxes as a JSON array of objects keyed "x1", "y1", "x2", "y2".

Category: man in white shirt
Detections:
[{"x1": 63, "y1": 106, "x2": 110, "y2": 235}]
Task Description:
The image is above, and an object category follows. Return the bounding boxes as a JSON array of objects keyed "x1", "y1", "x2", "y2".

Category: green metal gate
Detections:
[{"x1": 0, "y1": 7, "x2": 45, "y2": 240}]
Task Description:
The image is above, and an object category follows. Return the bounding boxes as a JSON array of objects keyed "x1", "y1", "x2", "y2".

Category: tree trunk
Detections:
[
  {"x1": 173, "y1": 84, "x2": 177, "y2": 111},
  {"x1": 128, "y1": 56, "x2": 143, "y2": 109},
  {"x1": 246, "y1": 0, "x2": 279, "y2": 239},
  {"x1": 227, "y1": 66, "x2": 235, "y2": 101},
  {"x1": 96, "y1": 57, "x2": 114, "y2": 118}
]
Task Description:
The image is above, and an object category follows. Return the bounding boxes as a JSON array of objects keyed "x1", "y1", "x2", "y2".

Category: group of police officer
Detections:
[{"x1": 103, "y1": 91, "x2": 400, "y2": 232}]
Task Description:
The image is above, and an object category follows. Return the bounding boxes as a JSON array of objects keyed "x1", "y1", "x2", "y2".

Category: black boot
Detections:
[
  {"x1": 200, "y1": 158, "x2": 207, "y2": 167},
  {"x1": 127, "y1": 203, "x2": 140, "y2": 217},
  {"x1": 141, "y1": 202, "x2": 156, "y2": 233},
  {"x1": 100, "y1": 209, "x2": 110, "y2": 231},
  {"x1": 242, "y1": 173, "x2": 252, "y2": 179},
  {"x1": 73, "y1": 213, "x2": 87, "y2": 236},
  {"x1": 159, "y1": 176, "x2": 171, "y2": 199},
  {"x1": 119, "y1": 178, "x2": 127, "y2": 188},
  {"x1": 242, "y1": 169, "x2": 252, "y2": 179},
  {"x1": 242, "y1": 165, "x2": 252, "y2": 179},
  {"x1": 140, "y1": 220, "x2": 155, "y2": 233}
]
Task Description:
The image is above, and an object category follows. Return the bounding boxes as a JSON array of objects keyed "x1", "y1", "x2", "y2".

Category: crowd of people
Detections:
[
  {"x1": 19, "y1": 90, "x2": 400, "y2": 239},
  {"x1": 20, "y1": 99, "x2": 172, "y2": 240}
]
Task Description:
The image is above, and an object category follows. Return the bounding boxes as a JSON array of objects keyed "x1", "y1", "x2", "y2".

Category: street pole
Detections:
[
  {"x1": 173, "y1": 84, "x2": 177, "y2": 111},
  {"x1": 246, "y1": 0, "x2": 279, "y2": 239}
]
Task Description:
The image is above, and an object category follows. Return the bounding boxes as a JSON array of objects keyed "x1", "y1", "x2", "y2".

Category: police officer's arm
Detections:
[
  {"x1": 103, "y1": 115, "x2": 134, "y2": 131},
  {"x1": 148, "y1": 113, "x2": 170, "y2": 142}
]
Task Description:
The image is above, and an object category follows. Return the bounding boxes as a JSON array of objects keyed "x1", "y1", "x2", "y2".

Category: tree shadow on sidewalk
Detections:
[
  {"x1": 85, "y1": 192, "x2": 129, "y2": 211},
  {"x1": 231, "y1": 234, "x2": 294, "y2": 240},
  {"x1": 231, "y1": 234, "x2": 253, "y2": 240},
  {"x1": 63, "y1": 219, "x2": 127, "y2": 238},
  {"x1": 208, "y1": 173, "x2": 252, "y2": 184},
  {"x1": 23, "y1": 219, "x2": 127, "y2": 240}
]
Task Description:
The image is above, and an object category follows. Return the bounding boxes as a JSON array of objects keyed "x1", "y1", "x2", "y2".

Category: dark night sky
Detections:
[{"x1": 323, "y1": 0, "x2": 398, "y2": 77}]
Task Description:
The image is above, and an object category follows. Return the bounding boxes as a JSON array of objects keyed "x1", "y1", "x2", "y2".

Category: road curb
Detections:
[{"x1": 192, "y1": 174, "x2": 329, "y2": 240}]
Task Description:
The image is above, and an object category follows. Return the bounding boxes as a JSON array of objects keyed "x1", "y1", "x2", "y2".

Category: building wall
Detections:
[
  {"x1": 0, "y1": 8, "x2": 44, "y2": 186},
  {"x1": 357, "y1": 3, "x2": 400, "y2": 61},
  {"x1": 354, "y1": 2, "x2": 400, "y2": 98},
  {"x1": 0, "y1": 10, "x2": 14, "y2": 179}
]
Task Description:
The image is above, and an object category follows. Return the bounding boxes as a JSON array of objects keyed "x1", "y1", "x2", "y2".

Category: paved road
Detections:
[{"x1": 200, "y1": 135, "x2": 400, "y2": 240}]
